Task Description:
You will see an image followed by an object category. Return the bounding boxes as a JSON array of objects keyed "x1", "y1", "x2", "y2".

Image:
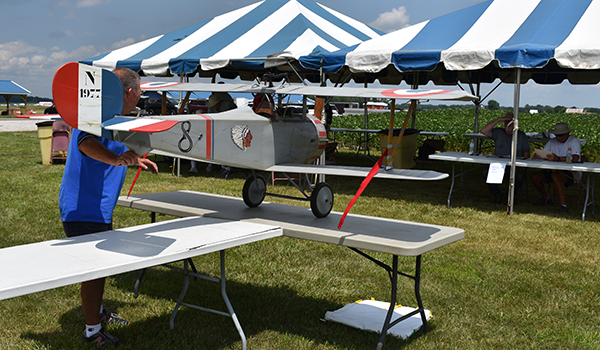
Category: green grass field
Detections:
[{"x1": 1, "y1": 130, "x2": 599, "y2": 349}]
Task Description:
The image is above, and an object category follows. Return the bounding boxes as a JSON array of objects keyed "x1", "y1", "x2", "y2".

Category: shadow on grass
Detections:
[{"x1": 22, "y1": 267, "x2": 427, "y2": 349}]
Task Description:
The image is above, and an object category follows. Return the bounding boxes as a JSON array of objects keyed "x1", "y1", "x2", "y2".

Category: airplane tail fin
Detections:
[{"x1": 52, "y1": 62, "x2": 123, "y2": 139}]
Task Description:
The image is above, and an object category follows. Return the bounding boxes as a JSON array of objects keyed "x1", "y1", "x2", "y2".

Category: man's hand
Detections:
[
  {"x1": 482, "y1": 114, "x2": 514, "y2": 137},
  {"x1": 79, "y1": 138, "x2": 158, "y2": 172},
  {"x1": 117, "y1": 150, "x2": 158, "y2": 173},
  {"x1": 547, "y1": 153, "x2": 559, "y2": 162},
  {"x1": 115, "y1": 150, "x2": 140, "y2": 166},
  {"x1": 137, "y1": 157, "x2": 158, "y2": 174}
]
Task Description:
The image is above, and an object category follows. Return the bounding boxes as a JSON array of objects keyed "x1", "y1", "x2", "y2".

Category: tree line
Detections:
[
  {"x1": 486, "y1": 99, "x2": 599, "y2": 114},
  {"x1": 0, "y1": 96, "x2": 52, "y2": 104}
]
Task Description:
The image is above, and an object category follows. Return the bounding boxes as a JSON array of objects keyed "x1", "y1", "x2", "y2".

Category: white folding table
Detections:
[
  {"x1": 429, "y1": 151, "x2": 596, "y2": 221},
  {"x1": 0, "y1": 216, "x2": 282, "y2": 350},
  {"x1": 118, "y1": 190, "x2": 465, "y2": 349}
]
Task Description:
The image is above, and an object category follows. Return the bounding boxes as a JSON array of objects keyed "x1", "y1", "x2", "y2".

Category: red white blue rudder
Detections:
[{"x1": 52, "y1": 62, "x2": 123, "y2": 140}]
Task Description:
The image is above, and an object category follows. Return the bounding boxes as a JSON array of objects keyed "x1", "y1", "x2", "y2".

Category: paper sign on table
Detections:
[
  {"x1": 535, "y1": 149, "x2": 552, "y2": 159},
  {"x1": 486, "y1": 163, "x2": 505, "y2": 184}
]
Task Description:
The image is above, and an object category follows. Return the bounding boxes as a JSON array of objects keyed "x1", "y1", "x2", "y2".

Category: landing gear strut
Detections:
[{"x1": 242, "y1": 172, "x2": 334, "y2": 218}]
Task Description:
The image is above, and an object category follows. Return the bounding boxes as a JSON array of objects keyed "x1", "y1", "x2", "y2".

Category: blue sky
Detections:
[{"x1": 1, "y1": 0, "x2": 599, "y2": 108}]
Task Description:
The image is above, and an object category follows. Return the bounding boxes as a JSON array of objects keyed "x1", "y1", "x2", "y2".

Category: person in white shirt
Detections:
[{"x1": 531, "y1": 122, "x2": 581, "y2": 214}]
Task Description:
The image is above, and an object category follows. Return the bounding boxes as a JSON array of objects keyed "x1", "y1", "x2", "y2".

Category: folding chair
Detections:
[
  {"x1": 50, "y1": 120, "x2": 71, "y2": 164},
  {"x1": 545, "y1": 156, "x2": 591, "y2": 210},
  {"x1": 415, "y1": 139, "x2": 445, "y2": 170},
  {"x1": 325, "y1": 141, "x2": 338, "y2": 165}
]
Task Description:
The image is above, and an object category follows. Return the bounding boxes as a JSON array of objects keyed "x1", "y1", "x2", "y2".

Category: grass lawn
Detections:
[{"x1": 1, "y1": 131, "x2": 599, "y2": 349}]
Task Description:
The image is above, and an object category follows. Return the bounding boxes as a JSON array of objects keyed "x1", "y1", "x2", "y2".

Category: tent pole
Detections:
[
  {"x1": 474, "y1": 81, "x2": 480, "y2": 133},
  {"x1": 319, "y1": 67, "x2": 327, "y2": 183},
  {"x1": 286, "y1": 60, "x2": 308, "y2": 86},
  {"x1": 363, "y1": 78, "x2": 369, "y2": 155},
  {"x1": 411, "y1": 73, "x2": 418, "y2": 129},
  {"x1": 508, "y1": 68, "x2": 521, "y2": 215}
]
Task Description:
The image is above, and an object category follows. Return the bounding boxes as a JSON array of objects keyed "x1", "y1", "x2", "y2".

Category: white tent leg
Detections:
[{"x1": 508, "y1": 68, "x2": 521, "y2": 214}]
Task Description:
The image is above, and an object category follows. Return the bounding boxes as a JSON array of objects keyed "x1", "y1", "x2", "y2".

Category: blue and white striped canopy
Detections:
[
  {"x1": 304, "y1": 0, "x2": 600, "y2": 84},
  {"x1": 82, "y1": 0, "x2": 381, "y2": 79}
]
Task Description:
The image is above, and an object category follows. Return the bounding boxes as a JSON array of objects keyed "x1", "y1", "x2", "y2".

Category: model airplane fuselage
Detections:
[{"x1": 110, "y1": 107, "x2": 327, "y2": 169}]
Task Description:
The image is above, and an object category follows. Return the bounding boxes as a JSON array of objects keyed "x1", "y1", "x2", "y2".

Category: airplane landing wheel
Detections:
[
  {"x1": 310, "y1": 182, "x2": 334, "y2": 218},
  {"x1": 243, "y1": 174, "x2": 266, "y2": 208}
]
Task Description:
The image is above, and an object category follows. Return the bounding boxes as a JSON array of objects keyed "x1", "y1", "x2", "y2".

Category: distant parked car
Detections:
[
  {"x1": 307, "y1": 104, "x2": 340, "y2": 117},
  {"x1": 330, "y1": 105, "x2": 341, "y2": 116},
  {"x1": 137, "y1": 98, "x2": 177, "y2": 115},
  {"x1": 187, "y1": 99, "x2": 209, "y2": 114},
  {"x1": 44, "y1": 105, "x2": 58, "y2": 114}
]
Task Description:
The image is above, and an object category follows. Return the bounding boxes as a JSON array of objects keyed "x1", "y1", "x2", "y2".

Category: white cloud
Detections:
[
  {"x1": 49, "y1": 50, "x2": 71, "y2": 62},
  {"x1": 77, "y1": 0, "x2": 109, "y2": 8},
  {"x1": 0, "y1": 41, "x2": 38, "y2": 67},
  {"x1": 0, "y1": 40, "x2": 99, "y2": 72},
  {"x1": 111, "y1": 38, "x2": 137, "y2": 50},
  {"x1": 31, "y1": 55, "x2": 49, "y2": 65},
  {"x1": 70, "y1": 45, "x2": 99, "y2": 59},
  {"x1": 0, "y1": 39, "x2": 102, "y2": 97},
  {"x1": 369, "y1": 6, "x2": 410, "y2": 33}
]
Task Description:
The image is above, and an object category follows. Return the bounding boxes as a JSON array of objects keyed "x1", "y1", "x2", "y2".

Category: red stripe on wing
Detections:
[{"x1": 129, "y1": 120, "x2": 179, "y2": 132}]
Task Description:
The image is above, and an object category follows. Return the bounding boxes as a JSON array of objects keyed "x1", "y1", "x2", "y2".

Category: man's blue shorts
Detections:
[{"x1": 63, "y1": 221, "x2": 112, "y2": 238}]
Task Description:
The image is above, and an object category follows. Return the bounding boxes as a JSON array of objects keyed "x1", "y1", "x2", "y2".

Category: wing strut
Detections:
[
  {"x1": 338, "y1": 149, "x2": 387, "y2": 229},
  {"x1": 127, "y1": 153, "x2": 148, "y2": 198},
  {"x1": 339, "y1": 99, "x2": 417, "y2": 228},
  {"x1": 386, "y1": 100, "x2": 416, "y2": 170}
]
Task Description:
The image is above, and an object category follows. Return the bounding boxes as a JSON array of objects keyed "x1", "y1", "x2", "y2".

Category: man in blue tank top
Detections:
[{"x1": 59, "y1": 67, "x2": 158, "y2": 347}]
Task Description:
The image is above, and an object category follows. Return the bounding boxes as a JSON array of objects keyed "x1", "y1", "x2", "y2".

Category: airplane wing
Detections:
[
  {"x1": 274, "y1": 86, "x2": 477, "y2": 102},
  {"x1": 266, "y1": 164, "x2": 448, "y2": 181},
  {"x1": 16, "y1": 114, "x2": 62, "y2": 120},
  {"x1": 140, "y1": 82, "x2": 478, "y2": 102},
  {"x1": 148, "y1": 150, "x2": 446, "y2": 180},
  {"x1": 140, "y1": 82, "x2": 277, "y2": 95},
  {"x1": 102, "y1": 116, "x2": 179, "y2": 133}
]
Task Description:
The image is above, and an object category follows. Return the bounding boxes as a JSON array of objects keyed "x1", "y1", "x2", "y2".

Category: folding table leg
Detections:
[
  {"x1": 169, "y1": 251, "x2": 247, "y2": 350},
  {"x1": 133, "y1": 269, "x2": 146, "y2": 298},
  {"x1": 349, "y1": 249, "x2": 427, "y2": 350},
  {"x1": 170, "y1": 260, "x2": 191, "y2": 329},
  {"x1": 582, "y1": 174, "x2": 596, "y2": 222},
  {"x1": 375, "y1": 255, "x2": 426, "y2": 350},
  {"x1": 447, "y1": 163, "x2": 456, "y2": 208},
  {"x1": 376, "y1": 256, "x2": 399, "y2": 350},
  {"x1": 134, "y1": 258, "x2": 197, "y2": 298},
  {"x1": 218, "y1": 250, "x2": 247, "y2": 350},
  {"x1": 134, "y1": 212, "x2": 199, "y2": 298}
]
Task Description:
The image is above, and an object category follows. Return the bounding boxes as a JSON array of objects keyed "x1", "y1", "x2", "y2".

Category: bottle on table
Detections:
[
  {"x1": 566, "y1": 147, "x2": 572, "y2": 164},
  {"x1": 468, "y1": 139, "x2": 476, "y2": 155}
]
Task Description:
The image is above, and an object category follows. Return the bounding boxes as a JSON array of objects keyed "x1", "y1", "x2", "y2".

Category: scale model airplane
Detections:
[{"x1": 52, "y1": 62, "x2": 477, "y2": 218}]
